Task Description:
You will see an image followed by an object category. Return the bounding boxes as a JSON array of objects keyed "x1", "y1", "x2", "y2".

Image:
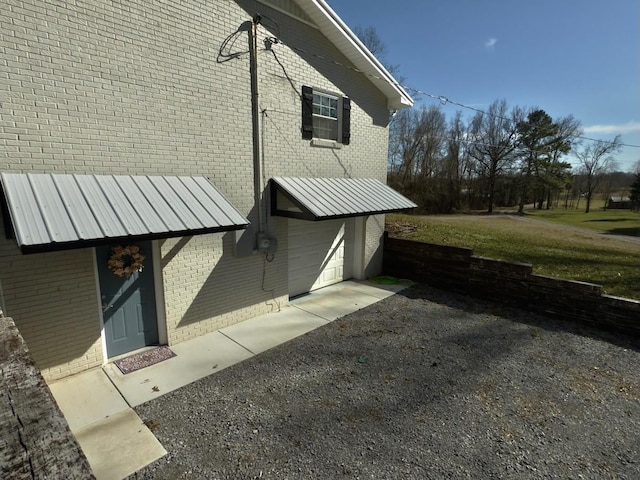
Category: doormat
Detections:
[{"x1": 114, "y1": 346, "x2": 176, "y2": 375}]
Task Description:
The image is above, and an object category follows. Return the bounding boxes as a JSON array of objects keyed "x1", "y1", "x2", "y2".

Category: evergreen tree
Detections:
[{"x1": 516, "y1": 110, "x2": 558, "y2": 213}]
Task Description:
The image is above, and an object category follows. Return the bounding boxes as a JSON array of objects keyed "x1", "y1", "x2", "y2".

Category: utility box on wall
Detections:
[{"x1": 234, "y1": 226, "x2": 278, "y2": 258}]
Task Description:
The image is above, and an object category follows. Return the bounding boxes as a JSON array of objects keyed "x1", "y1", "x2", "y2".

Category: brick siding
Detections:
[{"x1": 1, "y1": 0, "x2": 393, "y2": 380}]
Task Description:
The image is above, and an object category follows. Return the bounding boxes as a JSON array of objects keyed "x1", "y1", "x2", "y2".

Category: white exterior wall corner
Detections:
[
  {"x1": 0, "y1": 0, "x2": 394, "y2": 379},
  {"x1": 363, "y1": 214, "x2": 386, "y2": 278}
]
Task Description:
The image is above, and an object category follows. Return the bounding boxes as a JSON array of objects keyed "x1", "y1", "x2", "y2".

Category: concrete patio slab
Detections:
[
  {"x1": 104, "y1": 330, "x2": 254, "y2": 407},
  {"x1": 74, "y1": 409, "x2": 166, "y2": 480},
  {"x1": 220, "y1": 305, "x2": 329, "y2": 355},
  {"x1": 345, "y1": 280, "x2": 412, "y2": 299},
  {"x1": 48, "y1": 368, "x2": 129, "y2": 431},
  {"x1": 291, "y1": 281, "x2": 394, "y2": 320},
  {"x1": 48, "y1": 369, "x2": 166, "y2": 479},
  {"x1": 47, "y1": 280, "x2": 408, "y2": 479}
]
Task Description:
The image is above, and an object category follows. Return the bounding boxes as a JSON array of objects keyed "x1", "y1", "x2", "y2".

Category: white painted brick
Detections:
[{"x1": 1, "y1": 0, "x2": 393, "y2": 380}]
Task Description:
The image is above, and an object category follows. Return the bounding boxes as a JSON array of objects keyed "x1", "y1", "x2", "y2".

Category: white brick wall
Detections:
[
  {"x1": 0, "y1": 217, "x2": 103, "y2": 381},
  {"x1": 159, "y1": 229, "x2": 288, "y2": 344},
  {"x1": 0, "y1": 0, "x2": 394, "y2": 380}
]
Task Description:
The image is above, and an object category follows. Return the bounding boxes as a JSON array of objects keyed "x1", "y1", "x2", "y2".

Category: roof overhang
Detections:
[
  {"x1": 1, "y1": 173, "x2": 249, "y2": 254},
  {"x1": 291, "y1": 0, "x2": 414, "y2": 110},
  {"x1": 270, "y1": 177, "x2": 416, "y2": 221}
]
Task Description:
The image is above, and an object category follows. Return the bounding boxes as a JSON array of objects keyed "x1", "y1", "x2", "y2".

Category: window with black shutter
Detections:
[{"x1": 301, "y1": 86, "x2": 350, "y2": 145}]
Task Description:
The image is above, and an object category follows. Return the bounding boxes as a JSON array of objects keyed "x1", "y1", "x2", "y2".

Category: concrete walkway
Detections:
[{"x1": 48, "y1": 280, "x2": 407, "y2": 480}]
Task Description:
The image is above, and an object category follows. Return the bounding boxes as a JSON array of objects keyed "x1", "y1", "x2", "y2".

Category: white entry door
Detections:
[{"x1": 288, "y1": 218, "x2": 354, "y2": 297}]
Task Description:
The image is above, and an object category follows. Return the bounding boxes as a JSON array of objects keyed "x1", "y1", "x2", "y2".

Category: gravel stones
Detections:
[{"x1": 130, "y1": 285, "x2": 640, "y2": 479}]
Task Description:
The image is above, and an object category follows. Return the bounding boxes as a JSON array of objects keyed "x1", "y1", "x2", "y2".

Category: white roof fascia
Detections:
[{"x1": 293, "y1": 0, "x2": 414, "y2": 110}]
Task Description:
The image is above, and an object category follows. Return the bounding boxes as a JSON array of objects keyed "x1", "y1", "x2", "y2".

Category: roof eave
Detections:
[{"x1": 296, "y1": 0, "x2": 414, "y2": 110}]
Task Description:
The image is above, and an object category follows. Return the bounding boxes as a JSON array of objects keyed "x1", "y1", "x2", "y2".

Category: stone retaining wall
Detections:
[
  {"x1": 0, "y1": 316, "x2": 93, "y2": 479},
  {"x1": 383, "y1": 234, "x2": 640, "y2": 336}
]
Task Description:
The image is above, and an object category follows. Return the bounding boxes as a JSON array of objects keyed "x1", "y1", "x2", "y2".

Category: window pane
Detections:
[
  {"x1": 312, "y1": 93, "x2": 338, "y2": 119},
  {"x1": 313, "y1": 116, "x2": 338, "y2": 140},
  {"x1": 311, "y1": 91, "x2": 340, "y2": 141}
]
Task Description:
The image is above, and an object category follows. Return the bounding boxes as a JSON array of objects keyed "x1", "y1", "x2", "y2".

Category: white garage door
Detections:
[{"x1": 288, "y1": 218, "x2": 355, "y2": 297}]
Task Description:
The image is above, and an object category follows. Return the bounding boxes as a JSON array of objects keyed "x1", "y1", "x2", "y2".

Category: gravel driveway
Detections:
[{"x1": 130, "y1": 285, "x2": 640, "y2": 479}]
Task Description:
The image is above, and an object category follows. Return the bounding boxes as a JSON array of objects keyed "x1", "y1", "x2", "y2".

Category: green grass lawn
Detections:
[
  {"x1": 386, "y1": 212, "x2": 640, "y2": 300},
  {"x1": 526, "y1": 208, "x2": 640, "y2": 237}
]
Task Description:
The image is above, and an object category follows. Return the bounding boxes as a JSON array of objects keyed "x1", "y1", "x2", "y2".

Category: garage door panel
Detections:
[{"x1": 288, "y1": 219, "x2": 354, "y2": 297}]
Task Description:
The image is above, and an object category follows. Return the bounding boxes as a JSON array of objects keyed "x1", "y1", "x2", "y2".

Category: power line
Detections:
[
  {"x1": 247, "y1": 22, "x2": 636, "y2": 174},
  {"x1": 263, "y1": 29, "x2": 640, "y2": 151},
  {"x1": 403, "y1": 86, "x2": 640, "y2": 150}
]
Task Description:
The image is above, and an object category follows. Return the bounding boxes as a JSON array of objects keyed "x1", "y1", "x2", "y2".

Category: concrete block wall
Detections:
[
  {"x1": 1, "y1": 0, "x2": 396, "y2": 379},
  {"x1": 383, "y1": 235, "x2": 640, "y2": 337}
]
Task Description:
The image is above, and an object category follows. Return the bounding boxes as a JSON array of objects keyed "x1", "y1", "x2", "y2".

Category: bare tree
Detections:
[
  {"x1": 389, "y1": 106, "x2": 446, "y2": 183},
  {"x1": 352, "y1": 26, "x2": 400, "y2": 76},
  {"x1": 416, "y1": 106, "x2": 446, "y2": 180},
  {"x1": 353, "y1": 26, "x2": 387, "y2": 57},
  {"x1": 388, "y1": 108, "x2": 425, "y2": 182},
  {"x1": 388, "y1": 105, "x2": 454, "y2": 212},
  {"x1": 574, "y1": 135, "x2": 623, "y2": 213},
  {"x1": 441, "y1": 111, "x2": 467, "y2": 211},
  {"x1": 630, "y1": 161, "x2": 640, "y2": 211},
  {"x1": 468, "y1": 99, "x2": 521, "y2": 213}
]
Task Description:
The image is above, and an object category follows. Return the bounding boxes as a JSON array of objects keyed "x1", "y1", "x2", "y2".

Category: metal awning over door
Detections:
[
  {"x1": 0, "y1": 173, "x2": 249, "y2": 253},
  {"x1": 270, "y1": 177, "x2": 416, "y2": 221}
]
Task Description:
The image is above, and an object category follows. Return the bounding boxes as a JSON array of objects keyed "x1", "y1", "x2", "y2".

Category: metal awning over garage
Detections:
[
  {"x1": 1, "y1": 173, "x2": 249, "y2": 254},
  {"x1": 270, "y1": 177, "x2": 416, "y2": 221}
]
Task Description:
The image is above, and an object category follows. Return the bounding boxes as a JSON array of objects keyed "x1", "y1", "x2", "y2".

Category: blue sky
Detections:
[{"x1": 327, "y1": 0, "x2": 640, "y2": 171}]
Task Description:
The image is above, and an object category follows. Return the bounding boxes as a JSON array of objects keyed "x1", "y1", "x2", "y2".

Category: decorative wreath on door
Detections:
[{"x1": 107, "y1": 245, "x2": 145, "y2": 277}]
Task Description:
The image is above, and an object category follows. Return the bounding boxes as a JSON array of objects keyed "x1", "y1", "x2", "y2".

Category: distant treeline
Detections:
[{"x1": 387, "y1": 99, "x2": 629, "y2": 213}]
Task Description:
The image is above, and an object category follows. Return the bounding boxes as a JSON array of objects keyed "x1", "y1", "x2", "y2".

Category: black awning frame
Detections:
[{"x1": 9, "y1": 224, "x2": 248, "y2": 255}]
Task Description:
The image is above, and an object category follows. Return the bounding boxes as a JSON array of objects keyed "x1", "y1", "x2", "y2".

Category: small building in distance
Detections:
[{"x1": 607, "y1": 196, "x2": 632, "y2": 209}]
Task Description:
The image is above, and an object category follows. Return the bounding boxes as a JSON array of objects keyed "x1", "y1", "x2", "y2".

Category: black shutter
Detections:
[
  {"x1": 341, "y1": 97, "x2": 351, "y2": 145},
  {"x1": 301, "y1": 85, "x2": 313, "y2": 140}
]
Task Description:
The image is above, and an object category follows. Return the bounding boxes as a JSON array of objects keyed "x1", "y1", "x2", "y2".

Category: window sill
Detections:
[{"x1": 310, "y1": 138, "x2": 342, "y2": 149}]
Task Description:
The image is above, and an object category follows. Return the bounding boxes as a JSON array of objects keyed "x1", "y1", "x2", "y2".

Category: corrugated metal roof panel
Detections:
[
  {"x1": 112, "y1": 175, "x2": 166, "y2": 233},
  {"x1": 271, "y1": 177, "x2": 416, "y2": 220},
  {"x1": 53, "y1": 175, "x2": 105, "y2": 240},
  {"x1": 192, "y1": 176, "x2": 250, "y2": 227},
  {"x1": 28, "y1": 174, "x2": 77, "y2": 243},
  {"x1": 0, "y1": 173, "x2": 249, "y2": 254},
  {"x1": 95, "y1": 175, "x2": 149, "y2": 237},
  {"x1": 4, "y1": 175, "x2": 48, "y2": 247},
  {"x1": 129, "y1": 176, "x2": 186, "y2": 232},
  {"x1": 162, "y1": 176, "x2": 216, "y2": 229},
  {"x1": 72, "y1": 175, "x2": 125, "y2": 238}
]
